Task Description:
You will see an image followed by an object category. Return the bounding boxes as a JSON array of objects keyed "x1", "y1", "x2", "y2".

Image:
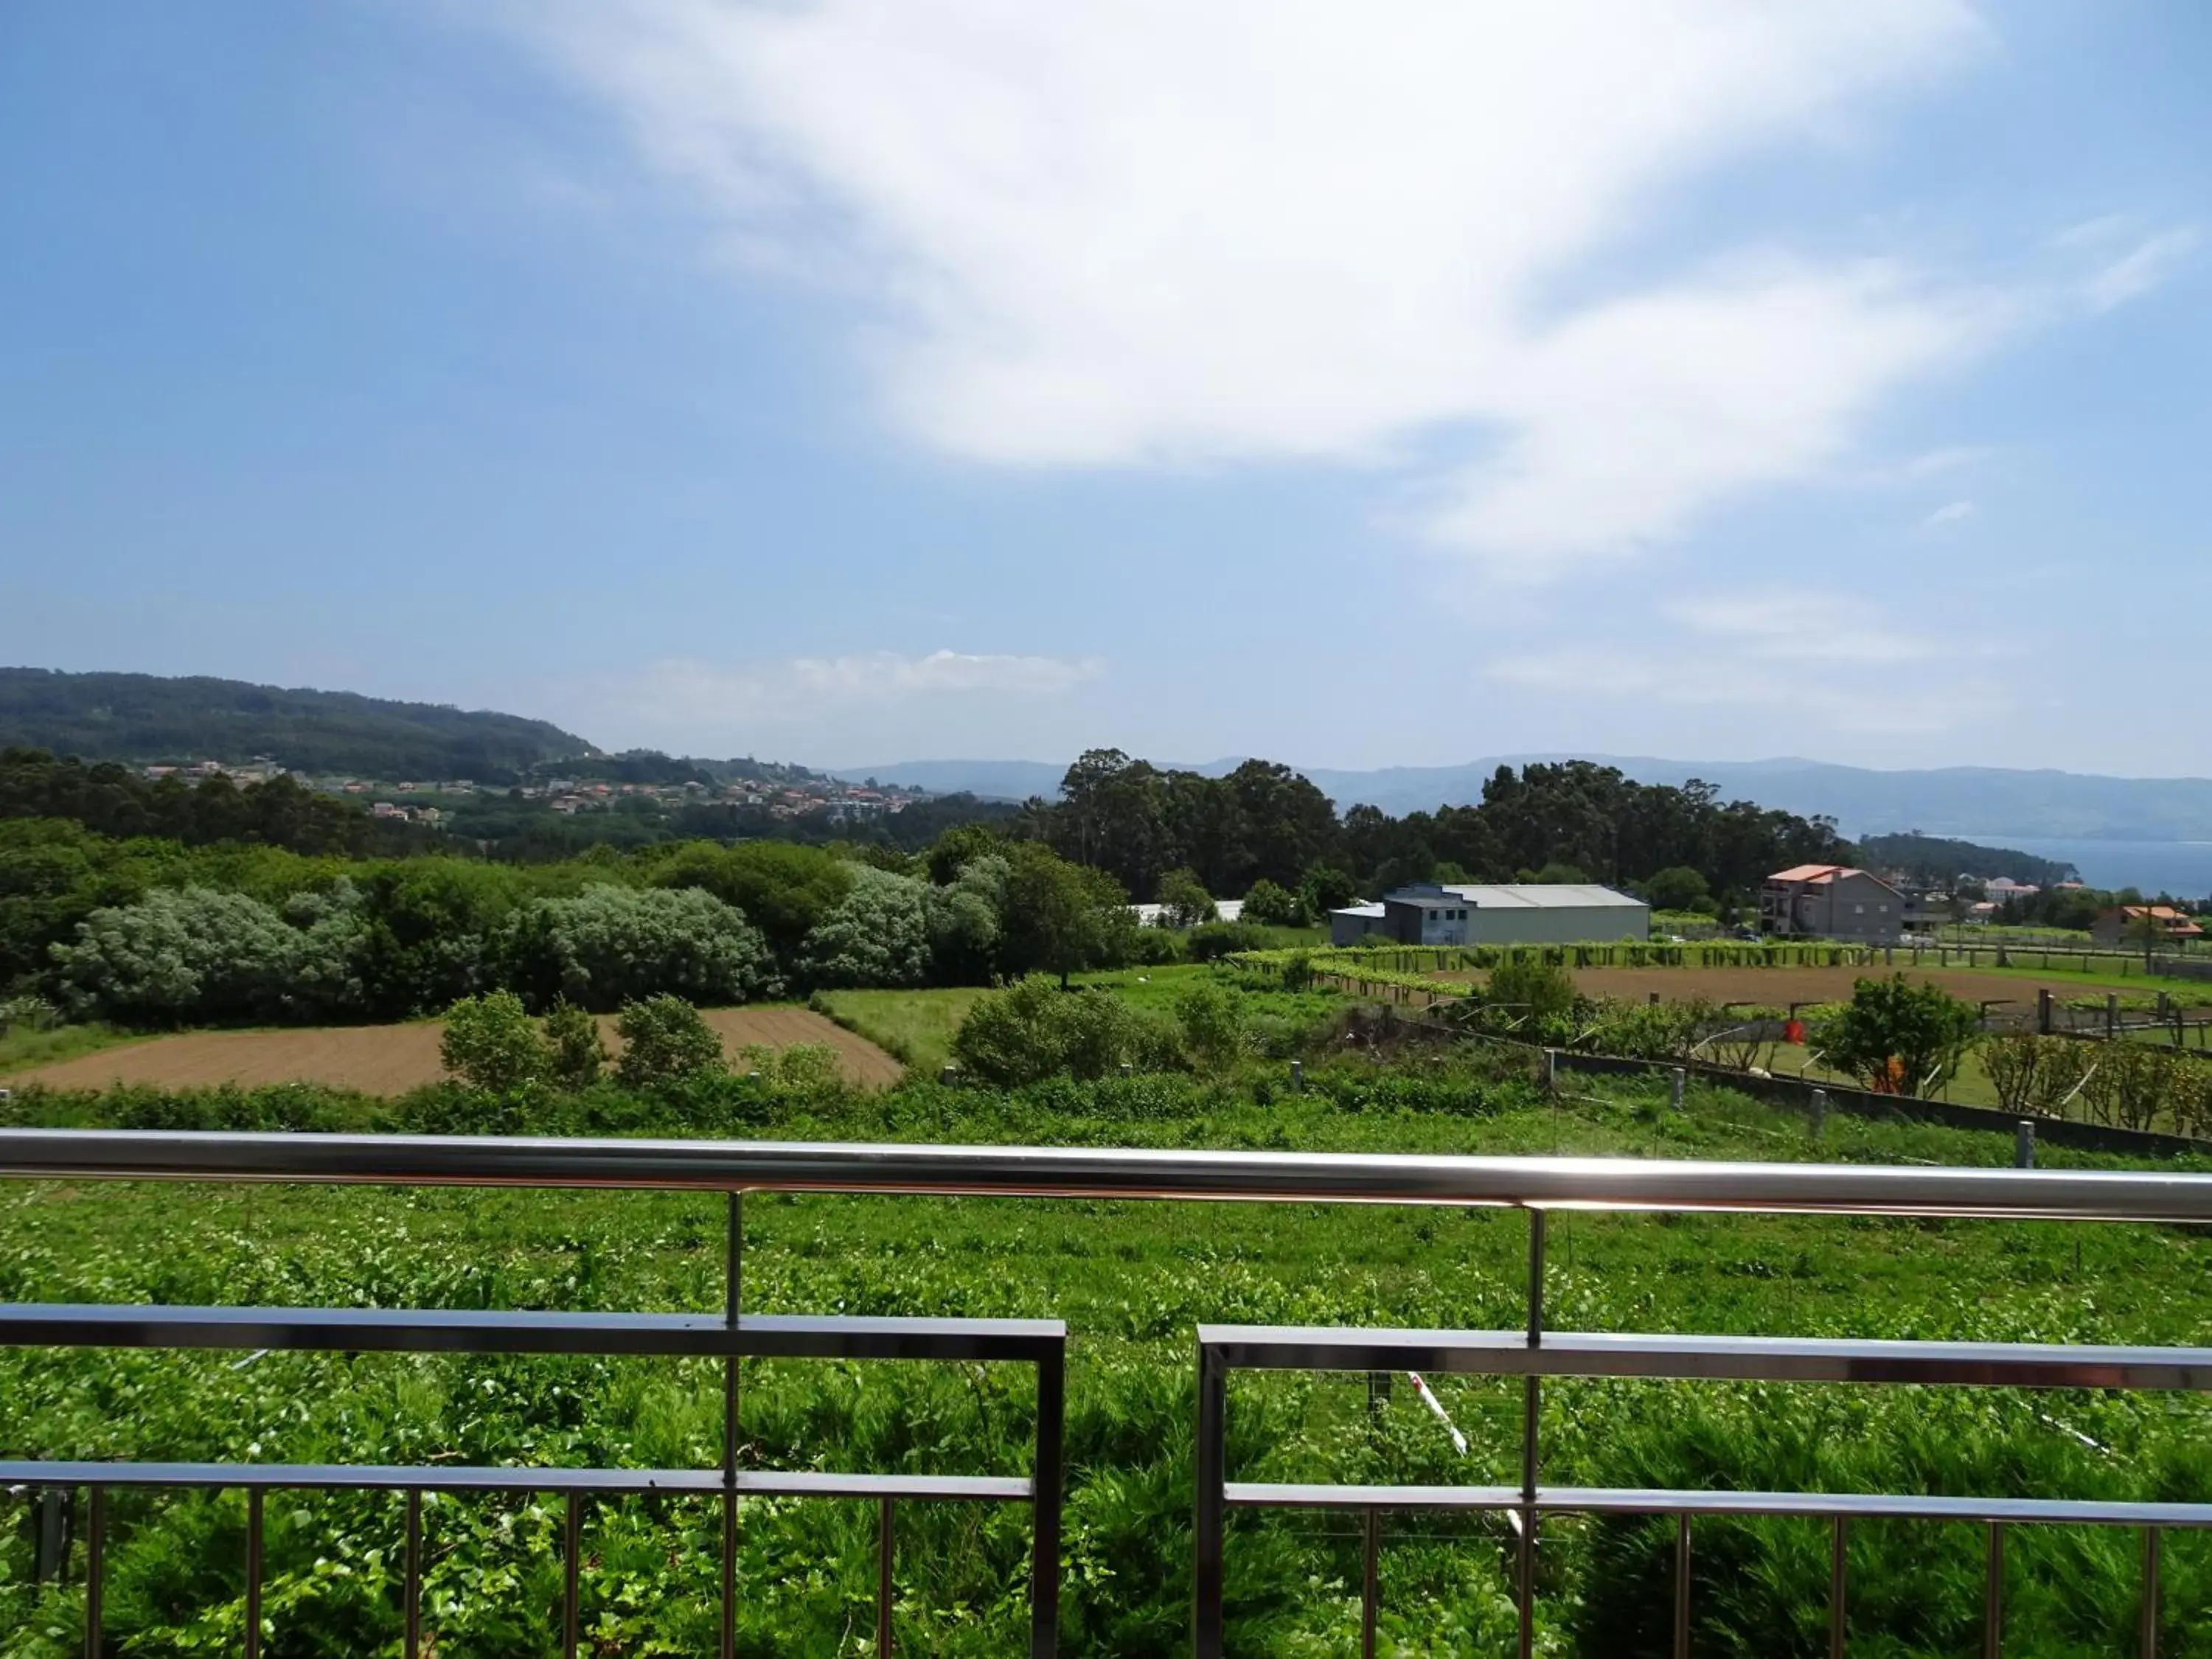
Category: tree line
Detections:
[{"x1": 1019, "y1": 750, "x2": 1855, "y2": 915}]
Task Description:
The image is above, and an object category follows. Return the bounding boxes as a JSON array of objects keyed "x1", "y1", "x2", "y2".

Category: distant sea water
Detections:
[{"x1": 1967, "y1": 838, "x2": 2212, "y2": 898}]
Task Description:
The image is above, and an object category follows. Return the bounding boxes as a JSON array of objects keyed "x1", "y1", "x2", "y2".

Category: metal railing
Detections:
[{"x1": 6, "y1": 1130, "x2": 2212, "y2": 1656}]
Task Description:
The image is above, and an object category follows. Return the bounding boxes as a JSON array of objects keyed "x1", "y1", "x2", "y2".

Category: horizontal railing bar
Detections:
[
  {"x1": 0, "y1": 1462, "x2": 1032, "y2": 1500},
  {"x1": 5, "y1": 1130, "x2": 2212, "y2": 1221},
  {"x1": 0, "y1": 1305, "x2": 1063, "y2": 1361},
  {"x1": 1226, "y1": 1484, "x2": 2212, "y2": 1527},
  {"x1": 1200, "y1": 1327, "x2": 2212, "y2": 1389}
]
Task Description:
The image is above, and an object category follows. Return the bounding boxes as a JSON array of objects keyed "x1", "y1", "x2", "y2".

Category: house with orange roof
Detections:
[{"x1": 1759, "y1": 863, "x2": 1907, "y2": 944}]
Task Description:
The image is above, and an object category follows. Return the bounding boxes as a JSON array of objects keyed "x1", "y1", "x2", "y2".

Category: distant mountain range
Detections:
[
  {"x1": 7, "y1": 668, "x2": 2207, "y2": 842},
  {"x1": 844, "y1": 754, "x2": 2212, "y2": 842}
]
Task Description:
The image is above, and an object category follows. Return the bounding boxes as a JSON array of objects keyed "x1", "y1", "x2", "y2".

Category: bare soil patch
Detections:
[
  {"x1": 1430, "y1": 963, "x2": 2208, "y2": 1011},
  {"x1": 14, "y1": 1006, "x2": 902, "y2": 1095}
]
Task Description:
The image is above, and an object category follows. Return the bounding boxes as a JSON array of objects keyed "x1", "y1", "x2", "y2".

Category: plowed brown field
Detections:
[
  {"x1": 1428, "y1": 964, "x2": 2210, "y2": 1010},
  {"x1": 13, "y1": 1006, "x2": 902, "y2": 1094}
]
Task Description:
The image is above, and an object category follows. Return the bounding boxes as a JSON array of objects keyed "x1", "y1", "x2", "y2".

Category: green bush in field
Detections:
[
  {"x1": 796, "y1": 864, "x2": 933, "y2": 989},
  {"x1": 1183, "y1": 921, "x2": 1272, "y2": 962},
  {"x1": 1238, "y1": 877, "x2": 1309, "y2": 928},
  {"x1": 1481, "y1": 954, "x2": 1579, "y2": 1023},
  {"x1": 1812, "y1": 975, "x2": 1981, "y2": 1094},
  {"x1": 439, "y1": 990, "x2": 550, "y2": 1094},
  {"x1": 1153, "y1": 866, "x2": 1216, "y2": 929},
  {"x1": 613, "y1": 994, "x2": 726, "y2": 1088},
  {"x1": 736, "y1": 1040, "x2": 842, "y2": 1092},
  {"x1": 541, "y1": 998, "x2": 607, "y2": 1089},
  {"x1": 513, "y1": 883, "x2": 771, "y2": 1011},
  {"x1": 54, "y1": 885, "x2": 303, "y2": 1025},
  {"x1": 950, "y1": 976, "x2": 1177, "y2": 1085},
  {"x1": 1172, "y1": 978, "x2": 1247, "y2": 1071}
]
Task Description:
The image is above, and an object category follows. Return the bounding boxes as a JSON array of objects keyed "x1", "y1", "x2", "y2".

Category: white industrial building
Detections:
[{"x1": 1329, "y1": 883, "x2": 1649, "y2": 947}]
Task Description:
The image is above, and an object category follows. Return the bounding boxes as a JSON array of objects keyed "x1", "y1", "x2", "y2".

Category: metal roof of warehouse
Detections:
[{"x1": 1436, "y1": 883, "x2": 1646, "y2": 908}]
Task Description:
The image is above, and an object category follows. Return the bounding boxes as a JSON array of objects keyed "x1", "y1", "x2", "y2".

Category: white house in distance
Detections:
[
  {"x1": 1329, "y1": 883, "x2": 1649, "y2": 947},
  {"x1": 1759, "y1": 864, "x2": 1907, "y2": 944}
]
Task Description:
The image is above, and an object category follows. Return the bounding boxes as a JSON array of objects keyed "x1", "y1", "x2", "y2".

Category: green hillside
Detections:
[{"x1": 0, "y1": 667, "x2": 594, "y2": 782}]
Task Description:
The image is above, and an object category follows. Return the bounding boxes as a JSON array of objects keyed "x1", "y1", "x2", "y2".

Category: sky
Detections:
[{"x1": 2, "y1": 1, "x2": 2208, "y2": 776}]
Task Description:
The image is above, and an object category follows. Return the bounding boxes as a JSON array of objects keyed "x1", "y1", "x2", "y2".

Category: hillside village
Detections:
[{"x1": 135, "y1": 757, "x2": 933, "y2": 828}]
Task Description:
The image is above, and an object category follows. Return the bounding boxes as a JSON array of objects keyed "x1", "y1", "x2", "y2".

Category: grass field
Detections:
[
  {"x1": 0, "y1": 1021, "x2": 143, "y2": 1078},
  {"x1": 5, "y1": 1064, "x2": 2212, "y2": 1655},
  {"x1": 809, "y1": 986, "x2": 989, "y2": 1074}
]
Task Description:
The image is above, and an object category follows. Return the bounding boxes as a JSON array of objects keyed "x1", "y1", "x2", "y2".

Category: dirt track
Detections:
[{"x1": 12, "y1": 1006, "x2": 902, "y2": 1095}]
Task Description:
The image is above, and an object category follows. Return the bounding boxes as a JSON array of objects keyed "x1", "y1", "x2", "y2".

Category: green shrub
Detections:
[
  {"x1": 542, "y1": 998, "x2": 608, "y2": 1089},
  {"x1": 1482, "y1": 955, "x2": 1579, "y2": 1023},
  {"x1": 1184, "y1": 922, "x2": 1272, "y2": 962},
  {"x1": 796, "y1": 866, "x2": 932, "y2": 989},
  {"x1": 439, "y1": 990, "x2": 549, "y2": 1093},
  {"x1": 1173, "y1": 979, "x2": 1247, "y2": 1071},
  {"x1": 1239, "y1": 879, "x2": 1309, "y2": 928},
  {"x1": 54, "y1": 886, "x2": 302, "y2": 1026},
  {"x1": 614, "y1": 995, "x2": 726, "y2": 1088},
  {"x1": 1154, "y1": 867, "x2": 1216, "y2": 929},
  {"x1": 950, "y1": 977, "x2": 1176, "y2": 1085},
  {"x1": 514, "y1": 883, "x2": 771, "y2": 1012},
  {"x1": 1809, "y1": 975, "x2": 1980, "y2": 1094}
]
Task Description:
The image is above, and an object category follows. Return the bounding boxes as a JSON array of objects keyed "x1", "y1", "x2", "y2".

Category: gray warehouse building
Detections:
[{"x1": 1330, "y1": 883, "x2": 1650, "y2": 947}]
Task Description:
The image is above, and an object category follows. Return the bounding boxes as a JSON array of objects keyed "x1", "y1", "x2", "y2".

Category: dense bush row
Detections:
[{"x1": 6, "y1": 820, "x2": 1189, "y2": 1027}]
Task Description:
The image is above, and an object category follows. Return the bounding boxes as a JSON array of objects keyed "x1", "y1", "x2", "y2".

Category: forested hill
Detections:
[
  {"x1": 0, "y1": 668, "x2": 594, "y2": 782},
  {"x1": 1854, "y1": 832, "x2": 2078, "y2": 887}
]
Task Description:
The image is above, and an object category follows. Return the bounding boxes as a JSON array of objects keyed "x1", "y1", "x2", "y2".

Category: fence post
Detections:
[
  {"x1": 1671, "y1": 1068, "x2": 1686, "y2": 1113},
  {"x1": 2037, "y1": 990, "x2": 2053, "y2": 1037},
  {"x1": 1544, "y1": 1049, "x2": 1558, "y2": 1093},
  {"x1": 2015, "y1": 1121, "x2": 2036, "y2": 1169},
  {"x1": 939, "y1": 1065, "x2": 959, "y2": 1086},
  {"x1": 34, "y1": 1486, "x2": 66, "y2": 1586},
  {"x1": 1811, "y1": 1089, "x2": 1829, "y2": 1141},
  {"x1": 1289, "y1": 1060, "x2": 1303, "y2": 1093},
  {"x1": 2108, "y1": 995, "x2": 2120, "y2": 1041}
]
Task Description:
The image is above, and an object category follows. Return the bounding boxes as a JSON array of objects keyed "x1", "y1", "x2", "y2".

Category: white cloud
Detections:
[
  {"x1": 1921, "y1": 498, "x2": 1978, "y2": 527},
  {"x1": 2084, "y1": 229, "x2": 2199, "y2": 313},
  {"x1": 1489, "y1": 588, "x2": 2003, "y2": 736},
  {"x1": 494, "y1": 0, "x2": 2001, "y2": 574},
  {"x1": 622, "y1": 650, "x2": 1103, "y2": 726}
]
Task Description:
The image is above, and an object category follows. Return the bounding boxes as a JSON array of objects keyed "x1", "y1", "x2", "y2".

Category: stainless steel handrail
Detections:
[
  {"x1": 7, "y1": 1128, "x2": 2212, "y2": 1658},
  {"x1": 4, "y1": 1129, "x2": 2212, "y2": 1218}
]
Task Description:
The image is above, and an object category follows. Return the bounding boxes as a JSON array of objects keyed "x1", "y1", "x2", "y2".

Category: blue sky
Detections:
[{"x1": 2, "y1": 2, "x2": 2207, "y2": 775}]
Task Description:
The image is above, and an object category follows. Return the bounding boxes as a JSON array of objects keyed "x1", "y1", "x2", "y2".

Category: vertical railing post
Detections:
[
  {"x1": 1193, "y1": 1339, "x2": 1227, "y2": 1659},
  {"x1": 35, "y1": 1486, "x2": 63, "y2": 1586},
  {"x1": 1031, "y1": 1342, "x2": 1063, "y2": 1658},
  {"x1": 877, "y1": 1497, "x2": 895, "y2": 1657},
  {"x1": 83, "y1": 1486, "x2": 102, "y2": 1659},
  {"x1": 1829, "y1": 1514, "x2": 1846, "y2": 1659},
  {"x1": 563, "y1": 1491, "x2": 582, "y2": 1659},
  {"x1": 1519, "y1": 1208, "x2": 1545, "y2": 1659},
  {"x1": 723, "y1": 1189, "x2": 742, "y2": 1659},
  {"x1": 405, "y1": 1489, "x2": 422, "y2": 1659},
  {"x1": 1672, "y1": 1512, "x2": 1691, "y2": 1659},
  {"x1": 245, "y1": 1488, "x2": 263, "y2": 1659},
  {"x1": 2141, "y1": 1527, "x2": 2161, "y2": 1659},
  {"x1": 1983, "y1": 1522, "x2": 2003, "y2": 1659},
  {"x1": 1361, "y1": 1507, "x2": 1379, "y2": 1659}
]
